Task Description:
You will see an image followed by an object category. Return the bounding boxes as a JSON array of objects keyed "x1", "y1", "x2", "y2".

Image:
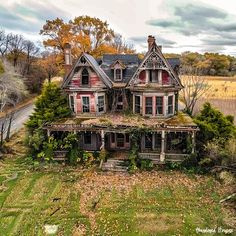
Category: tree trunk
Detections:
[{"x1": 5, "y1": 112, "x2": 14, "y2": 141}]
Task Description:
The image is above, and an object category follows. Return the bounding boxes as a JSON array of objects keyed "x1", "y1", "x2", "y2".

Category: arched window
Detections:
[
  {"x1": 81, "y1": 68, "x2": 89, "y2": 85},
  {"x1": 115, "y1": 69, "x2": 122, "y2": 81}
]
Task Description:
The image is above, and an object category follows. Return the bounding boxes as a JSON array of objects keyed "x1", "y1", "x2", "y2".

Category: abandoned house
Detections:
[{"x1": 44, "y1": 36, "x2": 198, "y2": 167}]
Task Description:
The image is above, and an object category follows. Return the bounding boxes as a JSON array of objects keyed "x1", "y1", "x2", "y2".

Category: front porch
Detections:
[{"x1": 44, "y1": 112, "x2": 198, "y2": 164}]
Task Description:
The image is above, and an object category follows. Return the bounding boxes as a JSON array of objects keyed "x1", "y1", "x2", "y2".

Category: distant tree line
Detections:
[{"x1": 165, "y1": 52, "x2": 236, "y2": 76}]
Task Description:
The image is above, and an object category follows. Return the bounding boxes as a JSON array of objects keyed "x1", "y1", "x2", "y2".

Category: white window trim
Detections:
[
  {"x1": 81, "y1": 95, "x2": 90, "y2": 113},
  {"x1": 114, "y1": 68, "x2": 122, "y2": 81},
  {"x1": 69, "y1": 93, "x2": 76, "y2": 114},
  {"x1": 97, "y1": 94, "x2": 105, "y2": 113}
]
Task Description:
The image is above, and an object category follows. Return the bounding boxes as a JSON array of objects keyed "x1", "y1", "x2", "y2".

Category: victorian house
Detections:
[{"x1": 44, "y1": 36, "x2": 198, "y2": 166}]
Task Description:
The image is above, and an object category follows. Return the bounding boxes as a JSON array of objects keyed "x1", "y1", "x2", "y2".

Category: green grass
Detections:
[{"x1": 0, "y1": 153, "x2": 234, "y2": 235}]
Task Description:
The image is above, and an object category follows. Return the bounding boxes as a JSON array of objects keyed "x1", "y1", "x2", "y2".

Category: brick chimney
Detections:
[
  {"x1": 64, "y1": 43, "x2": 72, "y2": 74},
  {"x1": 147, "y1": 35, "x2": 155, "y2": 50}
]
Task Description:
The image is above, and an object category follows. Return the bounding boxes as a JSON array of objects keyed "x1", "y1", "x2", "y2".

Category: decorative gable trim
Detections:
[
  {"x1": 128, "y1": 43, "x2": 183, "y2": 88},
  {"x1": 62, "y1": 53, "x2": 113, "y2": 89},
  {"x1": 110, "y1": 60, "x2": 126, "y2": 69}
]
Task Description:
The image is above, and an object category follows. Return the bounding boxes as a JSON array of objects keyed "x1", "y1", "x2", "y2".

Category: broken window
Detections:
[
  {"x1": 98, "y1": 95, "x2": 105, "y2": 112},
  {"x1": 81, "y1": 68, "x2": 89, "y2": 85},
  {"x1": 145, "y1": 97, "x2": 153, "y2": 115},
  {"x1": 82, "y1": 96, "x2": 90, "y2": 113}
]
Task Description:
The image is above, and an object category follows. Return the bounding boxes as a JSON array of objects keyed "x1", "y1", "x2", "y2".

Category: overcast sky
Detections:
[{"x1": 1, "y1": 0, "x2": 236, "y2": 55}]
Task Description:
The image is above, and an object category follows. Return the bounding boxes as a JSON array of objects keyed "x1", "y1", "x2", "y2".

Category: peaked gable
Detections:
[
  {"x1": 62, "y1": 53, "x2": 113, "y2": 89},
  {"x1": 128, "y1": 43, "x2": 183, "y2": 88}
]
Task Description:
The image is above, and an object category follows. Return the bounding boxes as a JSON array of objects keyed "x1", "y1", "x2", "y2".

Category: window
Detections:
[
  {"x1": 154, "y1": 133, "x2": 161, "y2": 150},
  {"x1": 98, "y1": 95, "x2": 105, "y2": 112},
  {"x1": 81, "y1": 68, "x2": 89, "y2": 85},
  {"x1": 145, "y1": 134, "x2": 152, "y2": 149},
  {"x1": 168, "y1": 96, "x2": 173, "y2": 115},
  {"x1": 125, "y1": 134, "x2": 129, "y2": 143},
  {"x1": 156, "y1": 96, "x2": 163, "y2": 115},
  {"x1": 145, "y1": 97, "x2": 153, "y2": 115},
  {"x1": 69, "y1": 95, "x2": 75, "y2": 113},
  {"x1": 116, "y1": 95, "x2": 123, "y2": 110},
  {"x1": 82, "y1": 96, "x2": 90, "y2": 113},
  {"x1": 149, "y1": 70, "x2": 158, "y2": 83},
  {"x1": 134, "y1": 96, "x2": 141, "y2": 114},
  {"x1": 84, "y1": 132, "x2": 92, "y2": 145},
  {"x1": 115, "y1": 69, "x2": 122, "y2": 81},
  {"x1": 111, "y1": 133, "x2": 115, "y2": 143}
]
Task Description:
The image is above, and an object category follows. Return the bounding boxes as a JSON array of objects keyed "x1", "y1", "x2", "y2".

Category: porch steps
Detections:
[{"x1": 102, "y1": 159, "x2": 129, "y2": 172}]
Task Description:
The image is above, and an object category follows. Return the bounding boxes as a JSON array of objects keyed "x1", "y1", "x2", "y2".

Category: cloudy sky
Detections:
[{"x1": 1, "y1": 0, "x2": 236, "y2": 55}]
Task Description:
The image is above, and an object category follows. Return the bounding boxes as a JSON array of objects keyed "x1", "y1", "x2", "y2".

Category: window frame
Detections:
[
  {"x1": 69, "y1": 95, "x2": 75, "y2": 113},
  {"x1": 84, "y1": 132, "x2": 92, "y2": 145},
  {"x1": 134, "y1": 95, "x2": 141, "y2": 114},
  {"x1": 145, "y1": 133, "x2": 152, "y2": 149},
  {"x1": 114, "y1": 68, "x2": 122, "y2": 81},
  {"x1": 97, "y1": 95, "x2": 105, "y2": 113},
  {"x1": 81, "y1": 68, "x2": 89, "y2": 86},
  {"x1": 156, "y1": 96, "x2": 163, "y2": 115},
  {"x1": 82, "y1": 96, "x2": 90, "y2": 113},
  {"x1": 167, "y1": 95, "x2": 174, "y2": 115},
  {"x1": 145, "y1": 97, "x2": 153, "y2": 115}
]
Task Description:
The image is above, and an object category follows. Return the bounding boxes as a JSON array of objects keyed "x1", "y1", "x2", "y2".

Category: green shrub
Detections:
[{"x1": 140, "y1": 159, "x2": 153, "y2": 170}]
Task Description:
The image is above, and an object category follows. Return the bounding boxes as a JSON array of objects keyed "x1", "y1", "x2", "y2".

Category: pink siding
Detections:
[
  {"x1": 69, "y1": 73, "x2": 106, "y2": 88},
  {"x1": 74, "y1": 92, "x2": 96, "y2": 113},
  {"x1": 162, "y1": 71, "x2": 170, "y2": 84},
  {"x1": 139, "y1": 70, "x2": 146, "y2": 83}
]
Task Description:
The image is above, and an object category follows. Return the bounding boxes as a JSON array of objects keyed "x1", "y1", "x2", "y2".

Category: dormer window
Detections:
[
  {"x1": 114, "y1": 68, "x2": 122, "y2": 81},
  {"x1": 81, "y1": 68, "x2": 89, "y2": 86}
]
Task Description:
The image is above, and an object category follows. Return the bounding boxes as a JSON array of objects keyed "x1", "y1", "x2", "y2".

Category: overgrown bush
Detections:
[
  {"x1": 26, "y1": 82, "x2": 71, "y2": 160},
  {"x1": 140, "y1": 159, "x2": 153, "y2": 170}
]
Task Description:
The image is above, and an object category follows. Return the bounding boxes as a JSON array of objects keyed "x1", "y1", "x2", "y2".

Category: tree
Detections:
[
  {"x1": 8, "y1": 34, "x2": 26, "y2": 67},
  {"x1": 37, "y1": 51, "x2": 59, "y2": 83},
  {"x1": 195, "y1": 102, "x2": 236, "y2": 146},
  {"x1": 26, "y1": 82, "x2": 71, "y2": 159},
  {"x1": 180, "y1": 66, "x2": 211, "y2": 116},
  {"x1": 0, "y1": 30, "x2": 11, "y2": 57},
  {"x1": 40, "y1": 16, "x2": 134, "y2": 62},
  {"x1": 26, "y1": 82, "x2": 71, "y2": 131},
  {"x1": 22, "y1": 40, "x2": 40, "y2": 75}
]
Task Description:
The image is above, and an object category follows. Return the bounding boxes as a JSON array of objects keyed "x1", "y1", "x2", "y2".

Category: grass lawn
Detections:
[{"x1": 0, "y1": 130, "x2": 235, "y2": 235}]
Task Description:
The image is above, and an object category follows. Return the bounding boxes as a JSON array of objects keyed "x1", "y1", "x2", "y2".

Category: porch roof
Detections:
[{"x1": 44, "y1": 112, "x2": 199, "y2": 132}]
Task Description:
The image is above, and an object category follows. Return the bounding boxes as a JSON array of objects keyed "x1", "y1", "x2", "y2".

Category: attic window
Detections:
[
  {"x1": 114, "y1": 69, "x2": 122, "y2": 81},
  {"x1": 80, "y1": 56, "x2": 86, "y2": 64},
  {"x1": 81, "y1": 68, "x2": 89, "y2": 85}
]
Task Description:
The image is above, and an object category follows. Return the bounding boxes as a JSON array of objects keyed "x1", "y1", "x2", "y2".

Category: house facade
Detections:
[{"x1": 45, "y1": 36, "x2": 198, "y2": 163}]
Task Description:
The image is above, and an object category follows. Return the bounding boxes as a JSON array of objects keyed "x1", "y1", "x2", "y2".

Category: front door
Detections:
[{"x1": 116, "y1": 133, "x2": 125, "y2": 148}]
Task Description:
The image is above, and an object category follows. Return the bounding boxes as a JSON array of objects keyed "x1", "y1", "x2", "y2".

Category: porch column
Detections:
[
  {"x1": 191, "y1": 131, "x2": 196, "y2": 154},
  {"x1": 47, "y1": 129, "x2": 50, "y2": 137},
  {"x1": 160, "y1": 130, "x2": 165, "y2": 162},
  {"x1": 152, "y1": 133, "x2": 155, "y2": 150},
  {"x1": 100, "y1": 130, "x2": 105, "y2": 150},
  {"x1": 158, "y1": 70, "x2": 162, "y2": 84}
]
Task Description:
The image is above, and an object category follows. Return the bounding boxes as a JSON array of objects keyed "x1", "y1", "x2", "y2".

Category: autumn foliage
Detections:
[{"x1": 40, "y1": 16, "x2": 134, "y2": 60}]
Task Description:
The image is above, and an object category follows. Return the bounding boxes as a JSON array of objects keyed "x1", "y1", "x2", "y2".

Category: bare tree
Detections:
[
  {"x1": 0, "y1": 30, "x2": 11, "y2": 57},
  {"x1": 180, "y1": 66, "x2": 211, "y2": 116},
  {"x1": 23, "y1": 40, "x2": 40, "y2": 75},
  {"x1": 8, "y1": 34, "x2": 26, "y2": 67}
]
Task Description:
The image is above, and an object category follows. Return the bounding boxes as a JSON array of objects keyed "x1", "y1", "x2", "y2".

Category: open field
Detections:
[
  {"x1": 181, "y1": 76, "x2": 236, "y2": 122},
  {"x1": 0, "y1": 130, "x2": 235, "y2": 235}
]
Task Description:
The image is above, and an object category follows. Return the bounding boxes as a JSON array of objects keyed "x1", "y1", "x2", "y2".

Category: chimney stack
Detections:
[
  {"x1": 64, "y1": 43, "x2": 72, "y2": 74},
  {"x1": 147, "y1": 35, "x2": 155, "y2": 50}
]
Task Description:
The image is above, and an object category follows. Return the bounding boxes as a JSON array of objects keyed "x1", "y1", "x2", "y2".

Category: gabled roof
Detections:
[
  {"x1": 62, "y1": 53, "x2": 113, "y2": 89},
  {"x1": 128, "y1": 43, "x2": 183, "y2": 88},
  {"x1": 110, "y1": 60, "x2": 126, "y2": 69}
]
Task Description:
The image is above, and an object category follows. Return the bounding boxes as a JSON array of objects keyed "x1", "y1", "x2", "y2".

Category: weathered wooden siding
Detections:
[{"x1": 69, "y1": 69, "x2": 106, "y2": 88}]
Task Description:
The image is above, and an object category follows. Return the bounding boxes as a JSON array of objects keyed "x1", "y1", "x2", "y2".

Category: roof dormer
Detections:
[{"x1": 110, "y1": 60, "x2": 126, "y2": 81}]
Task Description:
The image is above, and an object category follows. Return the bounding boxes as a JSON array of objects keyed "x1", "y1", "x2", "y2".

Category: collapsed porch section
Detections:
[{"x1": 44, "y1": 113, "x2": 198, "y2": 163}]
